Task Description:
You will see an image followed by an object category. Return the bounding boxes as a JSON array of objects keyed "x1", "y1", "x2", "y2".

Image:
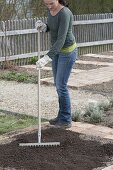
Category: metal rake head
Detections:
[{"x1": 19, "y1": 142, "x2": 60, "y2": 147}]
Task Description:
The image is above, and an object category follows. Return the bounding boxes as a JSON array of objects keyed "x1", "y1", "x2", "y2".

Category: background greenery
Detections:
[
  {"x1": 29, "y1": 0, "x2": 113, "y2": 17},
  {"x1": 0, "y1": 0, "x2": 113, "y2": 20},
  {"x1": 68, "y1": 0, "x2": 113, "y2": 14}
]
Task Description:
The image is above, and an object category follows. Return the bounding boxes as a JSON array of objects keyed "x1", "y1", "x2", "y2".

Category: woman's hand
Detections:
[
  {"x1": 35, "y1": 20, "x2": 47, "y2": 32},
  {"x1": 36, "y1": 55, "x2": 52, "y2": 69}
]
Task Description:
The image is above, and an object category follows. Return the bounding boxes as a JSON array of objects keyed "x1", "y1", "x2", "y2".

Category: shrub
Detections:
[
  {"x1": 89, "y1": 108, "x2": 104, "y2": 123},
  {"x1": 109, "y1": 97, "x2": 113, "y2": 107},
  {"x1": 72, "y1": 110, "x2": 81, "y2": 122},
  {"x1": 83, "y1": 105, "x2": 104, "y2": 123},
  {"x1": 98, "y1": 102, "x2": 111, "y2": 111}
]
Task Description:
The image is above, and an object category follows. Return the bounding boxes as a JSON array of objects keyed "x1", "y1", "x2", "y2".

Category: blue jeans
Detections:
[{"x1": 52, "y1": 48, "x2": 77, "y2": 124}]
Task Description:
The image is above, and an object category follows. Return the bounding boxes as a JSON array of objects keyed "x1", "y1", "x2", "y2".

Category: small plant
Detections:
[
  {"x1": 89, "y1": 108, "x2": 104, "y2": 123},
  {"x1": 83, "y1": 105, "x2": 96, "y2": 117},
  {"x1": 0, "y1": 71, "x2": 38, "y2": 83},
  {"x1": 2, "y1": 71, "x2": 17, "y2": 81},
  {"x1": 83, "y1": 105, "x2": 104, "y2": 123},
  {"x1": 73, "y1": 97, "x2": 113, "y2": 125},
  {"x1": 29, "y1": 56, "x2": 38, "y2": 64},
  {"x1": 109, "y1": 97, "x2": 113, "y2": 107},
  {"x1": 16, "y1": 72, "x2": 29, "y2": 82},
  {"x1": 72, "y1": 110, "x2": 81, "y2": 122},
  {"x1": 98, "y1": 102, "x2": 111, "y2": 112}
]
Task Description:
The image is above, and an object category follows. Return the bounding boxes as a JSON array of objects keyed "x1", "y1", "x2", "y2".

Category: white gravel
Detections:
[{"x1": 0, "y1": 80, "x2": 109, "y2": 119}]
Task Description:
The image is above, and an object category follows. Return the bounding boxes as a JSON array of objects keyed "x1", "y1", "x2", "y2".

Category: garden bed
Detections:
[
  {"x1": 80, "y1": 80, "x2": 113, "y2": 95},
  {"x1": 0, "y1": 128, "x2": 113, "y2": 170},
  {"x1": 0, "y1": 53, "x2": 113, "y2": 170}
]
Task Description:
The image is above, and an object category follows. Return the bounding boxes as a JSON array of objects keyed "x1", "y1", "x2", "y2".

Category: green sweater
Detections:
[{"x1": 47, "y1": 7, "x2": 76, "y2": 59}]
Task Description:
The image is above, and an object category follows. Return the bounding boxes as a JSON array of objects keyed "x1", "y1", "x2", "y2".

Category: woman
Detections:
[{"x1": 35, "y1": 0, "x2": 77, "y2": 129}]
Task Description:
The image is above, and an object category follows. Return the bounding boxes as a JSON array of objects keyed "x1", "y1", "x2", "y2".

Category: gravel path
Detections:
[{"x1": 0, "y1": 80, "x2": 109, "y2": 119}]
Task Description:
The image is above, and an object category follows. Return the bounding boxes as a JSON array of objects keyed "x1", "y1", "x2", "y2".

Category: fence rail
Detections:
[{"x1": 0, "y1": 13, "x2": 113, "y2": 64}]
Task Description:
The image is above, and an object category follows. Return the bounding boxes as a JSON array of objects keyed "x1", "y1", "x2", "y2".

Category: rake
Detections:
[{"x1": 19, "y1": 30, "x2": 60, "y2": 147}]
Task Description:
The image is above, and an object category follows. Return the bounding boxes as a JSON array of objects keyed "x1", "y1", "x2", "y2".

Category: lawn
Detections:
[{"x1": 0, "y1": 110, "x2": 39, "y2": 135}]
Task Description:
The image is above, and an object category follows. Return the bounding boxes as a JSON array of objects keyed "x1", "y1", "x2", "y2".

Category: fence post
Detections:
[{"x1": 1, "y1": 21, "x2": 6, "y2": 68}]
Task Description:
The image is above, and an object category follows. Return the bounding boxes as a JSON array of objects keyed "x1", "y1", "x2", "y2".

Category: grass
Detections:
[
  {"x1": 0, "y1": 111, "x2": 45, "y2": 135},
  {"x1": 0, "y1": 64, "x2": 45, "y2": 135}
]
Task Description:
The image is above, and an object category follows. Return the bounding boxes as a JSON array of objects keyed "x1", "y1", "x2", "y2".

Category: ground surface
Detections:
[
  {"x1": 0, "y1": 52, "x2": 113, "y2": 170},
  {"x1": 100, "y1": 107, "x2": 113, "y2": 128},
  {"x1": 0, "y1": 128, "x2": 113, "y2": 170}
]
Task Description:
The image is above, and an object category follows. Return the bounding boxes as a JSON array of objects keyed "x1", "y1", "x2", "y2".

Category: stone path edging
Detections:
[
  {"x1": 101, "y1": 165, "x2": 113, "y2": 170},
  {"x1": 41, "y1": 66, "x2": 113, "y2": 88}
]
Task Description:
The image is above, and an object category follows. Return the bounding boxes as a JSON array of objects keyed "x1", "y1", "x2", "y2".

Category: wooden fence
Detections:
[{"x1": 0, "y1": 13, "x2": 113, "y2": 65}]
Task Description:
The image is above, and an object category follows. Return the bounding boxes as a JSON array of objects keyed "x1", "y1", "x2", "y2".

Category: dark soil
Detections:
[
  {"x1": 80, "y1": 80, "x2": 113, "y2": 95},
  {"x1": 78, "y1": 56, "x2": 113, "y2": 63},
  {"x1": 73, "y1": 63, "x2": 107, "y2": 70},
  {"x1": 0, "y1": 128, "x2": 113, "y2": 170}
]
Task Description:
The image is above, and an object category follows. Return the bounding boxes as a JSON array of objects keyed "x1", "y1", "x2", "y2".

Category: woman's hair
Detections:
[{"x1": 58, "y1": 0, "x2": 69, "y2": 7}]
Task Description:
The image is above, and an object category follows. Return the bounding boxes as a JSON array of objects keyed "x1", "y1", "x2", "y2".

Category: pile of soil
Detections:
[{"x1": 0, "y1": 128, "x2": 113, "y2": 170}]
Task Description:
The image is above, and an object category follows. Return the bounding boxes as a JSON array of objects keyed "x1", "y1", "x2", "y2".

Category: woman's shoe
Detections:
[
  {"x1": 49, "y1": 117, "x2": 59, "y2": 125},
  {"x1": 54, "y1": 122, "x2": 72, "y2": 129}
]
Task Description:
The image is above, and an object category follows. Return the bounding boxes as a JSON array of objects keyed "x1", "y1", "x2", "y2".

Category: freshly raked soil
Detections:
[{"x1": 0, "y1": 128, "x2": 113, "y2": 170}]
